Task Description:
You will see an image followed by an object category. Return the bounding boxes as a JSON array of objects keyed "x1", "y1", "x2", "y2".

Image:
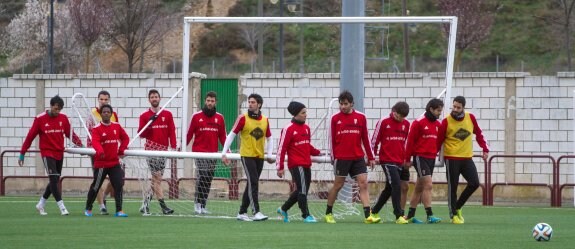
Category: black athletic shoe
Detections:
[
  {"x1": 100, "y1": 207, "x2": 109, "y2": 215},
  {"x1": 162, "y1": 207, "x2": 174, "y2": 215}
]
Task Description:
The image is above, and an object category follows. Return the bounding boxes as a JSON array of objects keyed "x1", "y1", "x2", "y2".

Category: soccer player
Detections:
[
  {"x1": 325, "y1": 91, "x2": 377, "y2": 224},
  {"x1": 370, "y1": 101, "x2": 411, "y2": 224},
  {"x1": 222, "y1": 93, "x2": 274, "y2": 221},
  {"x1": 84, "y1": 104, "x2": 129, "y2": 217},
  {"x1": 404, "y1": 98, "x2": 444, "y2": 224},
  {"x1": 91, "y1": 90, "x2": 119, "y2": 215},
  {"x1": 186, "y1": 91, "x2": 227, "y2": 214},
  {"x1": 19, "y1": 95, "x2": 82, "y2": 216},
  {"x1": 437, "y1": 96, "x2": 489, "y2": 224},
  {"x1": 138, "y1": 89, "x2": 177, "y2": 215},
  {"x1": 276, "y1": 101, "x2": 321, "y2": 223}
]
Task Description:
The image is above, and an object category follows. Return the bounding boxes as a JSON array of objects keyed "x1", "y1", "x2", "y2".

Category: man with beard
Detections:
[
  {"x1": 222, "y1": 93, "x2": 275, "y2": 222},
  {"x1": 186, "y1": 91, "x2": 227, "y2": 214},
  {"x1": 437, "y1": 96, "x2": 489, "y2": 224},
  {"x1": 138, "y1": 89, "x2": 177, "y2": 215}
]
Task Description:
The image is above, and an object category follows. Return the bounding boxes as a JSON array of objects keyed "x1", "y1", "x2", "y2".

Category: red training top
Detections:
[
  {"x1": 276, "y1": 120, "x2": 321, "y2": 170},
  {"x1": 186, "y1": 110, "x2": 227, "y2": 152},
  {"x1": 138, "y1": 108, "x2": 177, "y2": 150},
  {"x1": 371, "y1": 113, "x2": 410, "y2": 164},
  {"x1": 20, "y1": 111, "x2": 82, "y2": 160},
  {"x1": 330, "y1": 110, "x2": 375, "y2": 161},
  {"x1": 91, "y1": 122, "x2": 129, "y2": 168}
]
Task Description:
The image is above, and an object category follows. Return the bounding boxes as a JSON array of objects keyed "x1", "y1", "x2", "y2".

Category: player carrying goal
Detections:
[{"x1": 138, "y1": 89, "x2": 177, "y2": 215}]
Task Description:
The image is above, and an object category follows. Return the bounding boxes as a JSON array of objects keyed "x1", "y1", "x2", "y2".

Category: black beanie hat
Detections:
[{"x1": 287, "y1": 101, "x2": 306, "y2": 116}]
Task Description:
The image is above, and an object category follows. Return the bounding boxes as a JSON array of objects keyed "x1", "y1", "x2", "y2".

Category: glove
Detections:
[{"x1": 149, "y1": 114, "x2": 158, "y2": 122}]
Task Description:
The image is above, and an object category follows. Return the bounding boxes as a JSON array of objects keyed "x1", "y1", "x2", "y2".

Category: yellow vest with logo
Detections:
[
  {"x1": 239, "y1": 113, "x2": 268, "y2": 158},
  {"x1": 443, "y1": 112, "x2": 474, "y2": 158}
]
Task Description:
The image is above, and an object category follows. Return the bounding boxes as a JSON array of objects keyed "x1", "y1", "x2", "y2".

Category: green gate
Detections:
[{"x1": 200, "y1": 79, "x2": 238, "y2": 178}]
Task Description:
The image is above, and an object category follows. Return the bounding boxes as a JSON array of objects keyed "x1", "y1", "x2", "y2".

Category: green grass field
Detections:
[{"x1": 0, "y1": 197, "x2": 573, "y2": 249}]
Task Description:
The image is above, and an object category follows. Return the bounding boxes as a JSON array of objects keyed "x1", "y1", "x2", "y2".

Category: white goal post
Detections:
[{"x1": 180, "y1": 16, "x2": 459, "y2": 150}]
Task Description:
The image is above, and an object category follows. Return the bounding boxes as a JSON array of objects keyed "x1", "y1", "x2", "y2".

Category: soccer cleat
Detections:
[
  {"x1": 277, "y1": 207, "x2": 289, "y2": 223},
  {"x1": 408, "y1": 217, "x2": 424, "y2": 224},
  {"x1": 237, "y1": 213, "x2": 252, "y2": 221},
  {"x1": 60, "y1": 207, "x2": 69, "y2": 216},
  {"x1": 427, "y1": 216, "x2": 442, "y2": 224},
  {"x1": 201, "y1": 208, "x2": 211, "y2": 215},
  {"x1": 162, "y1": 207, "x2": 174, "y2": 215},
  {"x1": 36, "y1": 203, "x2": 47, "y2": 216},
  {"x1": 194, "y1": 203, "x2": 202, "y2": 214},
  {"x1": 303, "y1": 215, "x2": 317, "y2": 223},
  {"x1": 100, "y1": 207, "x2": 109, "y2": 215},
  {"x1": 451, "y1": 215, "x2": 464, "y2": 224},
  {"x1": 84, "y1": 210, "x2": 93, "y2": 217},
  {"x1": 324, "y1": 213, "x2": 336, "y2": 224},
  {"x1": 395, "y1": 216, "x2": 408, "y2": 224},
  {"x1": 456, "y1": 209, "x2": 464, "y2": 223},
  {"x1": 253, "y1": 212, "x2": 269, "y2": 221},
  {"x1": 115, "y1": 211, "x2": 128, "y2": 217},
  {"x1": 364, "y1": 213, "x2": 381, "y2": 224}
]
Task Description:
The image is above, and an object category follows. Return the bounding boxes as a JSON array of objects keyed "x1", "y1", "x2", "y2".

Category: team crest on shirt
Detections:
[
  {"x1": 250, "y1": 127, "x2": 264, "y2": 140},
  {"x1": 402, "y1": 125, "x2": 405, "y2": 130},
  {"x1": 453, "y1": 128, "x2": 471, "y2": 141},
  {"x1": 354, "y1": 119, "x2": 357, "y2": 124},
  {"x1": 162, "y1": 117, "x2": 165, "y2": 122},
  {"x1": 215, "y1": 118, "x2": 218, "y2": 123},
  {"x1": 113, "y1": 130, "x2": 117, "y2": 135},
  {"x1": 59, "y1": 121, "x2": 62, "y2": 126}
]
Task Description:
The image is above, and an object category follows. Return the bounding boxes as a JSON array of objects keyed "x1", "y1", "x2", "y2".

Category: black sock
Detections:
[
  {"x1": 363, "y1": 207, "x2": 370, "y2": 218},
  {"x1": 407, "y1": 207, "x2": 416, "y2": 219},
  {"x1": 159, "y1": 199, "x2": 167, "y2": 209},
  {"x1": 425, "y1": 207, "x2": 433, "y2": 217},
  {"x1": 326, "y1": 205, "x2": 333, "y2": 215}
]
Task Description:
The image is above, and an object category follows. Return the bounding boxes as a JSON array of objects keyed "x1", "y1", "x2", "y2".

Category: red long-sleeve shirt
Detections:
[
  {"x1": 405, "y1": 115, "x2": 441, "y2": 162},
  {"x1": 330, "y1": 110, "x2": 375, "y2": 161},
  {"x1": 20, "y1": 111, "x2": 82, "y2": 160},
  {"x1": 371, "y1": 113, "x2": 410, "y2": 164},
  {"x1": 276, "y1": 121, "x2": 321, "y2": 170},
  {"x1": 138, "y1": 108, "x2": 177, "y2": 150},
  {"x1": 91, "y1": 122, "x2": 129, "y2": 168},
  {"x1": 186, "y1": 111, "x2": 227, "y2": 152}
]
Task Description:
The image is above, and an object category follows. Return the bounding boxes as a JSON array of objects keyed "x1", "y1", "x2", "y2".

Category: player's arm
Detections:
[
  {"x1": 63, "y1": 117, "x2": 83, "y2": 147},
  {"x1": 361, "y1": 116, "x2": 375, "y2": 163},
  {"x1": 19, "y1": 117, "x2": 40, "y2": 166},
  {"x1": 265, "y1": 119, "x2": 274, "y2": 163},
  {"x1": 218, "y1": 116, "x2": 227, "y2": 147},
  {"x1": 470, "y1": 113, "x2": 489, "y2": 160},
  {"x1": 138, "y1": 113, "x2": 152, "y2": 138},
  {"x1": 221, "y1": 115, "x2": 244, "y2": 164},
  {"x1": 186, "y1": 116, "x2": 195, "y2": 147},
  {"x1": 329, "y1": 116, "x2": 336, "y2": 162},
  {"x1": 91, "y1": 128, "x2": 104, "y2": 159},
  {"x1": 404, "y1": 120, "x2": 419, "y2": 164},
  {"x1": 168, "y1": 112, "x2": 177, "y2": 149},
  {"x1": 275, "y1": 127, "x2": 291, "y2": 178},
  {"x1": 118, "y1": 126, "x2": 130, "y2": 156},
  {"x1": 436, "y1": 119, "x2": 448, "y2": 152},
  {"x1": 370, "y1": 119, "x2": 383, "y2": 159}
]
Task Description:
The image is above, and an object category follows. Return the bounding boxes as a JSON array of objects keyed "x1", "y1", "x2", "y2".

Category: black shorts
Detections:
[
  {"x1": 413, "y1": 156, "x2": 435, "y2": 177},
  {"x1": 334, "y1": 159, "x2": 367, "y2": 178},
  {"x1": 147, "y1": 157, "x2": 166, "y2": 173},
  {"x1": 42, "y1": 157, "x2": 63, "y2": 176},
  {"x1": 399, "y1": 165, "x2": 410, "y2": 181}
]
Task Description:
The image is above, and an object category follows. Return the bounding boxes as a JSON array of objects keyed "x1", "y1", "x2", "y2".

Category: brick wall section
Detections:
[{"x1": 1, "y1": 73, "x2": 574, "y2": 191}]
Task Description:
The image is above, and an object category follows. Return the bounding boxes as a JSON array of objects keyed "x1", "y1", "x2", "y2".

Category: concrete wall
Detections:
[{"x1": 1, "y1": 72, "x2": 574, "y2": 201}]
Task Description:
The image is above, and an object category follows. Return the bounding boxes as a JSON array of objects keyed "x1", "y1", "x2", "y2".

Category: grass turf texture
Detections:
[{"x1": 0, "y1": 197, "x2": 574, "y2": 248}]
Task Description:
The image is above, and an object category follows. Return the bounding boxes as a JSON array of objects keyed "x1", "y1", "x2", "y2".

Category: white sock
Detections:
[
  {"x1": 57, "y1": 200, "x2": 66, "y2": 209},
  {"x1": 38, "y1": 197, "x2": 47, "y2": 206},
  {"x1": 100, "y1": 203, "x2": 106, "y2": 209}
]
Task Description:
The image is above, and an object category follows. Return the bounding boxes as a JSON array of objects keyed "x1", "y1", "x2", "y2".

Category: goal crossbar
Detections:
[{"x1": 181, "y1": 16, "x2": 458, "y2": 150}]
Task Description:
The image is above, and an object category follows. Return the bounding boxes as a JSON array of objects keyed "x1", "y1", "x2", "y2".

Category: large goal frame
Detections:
[{"x1": 180, "y1": 16, "x2": 459, "y2": 151}]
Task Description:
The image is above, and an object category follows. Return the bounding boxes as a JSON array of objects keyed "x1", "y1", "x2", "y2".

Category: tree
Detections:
[
  {"x1": 535, "y1": 1, "x2": 575, "y2": 71},
  {"x1": 2, "y1": 0, "x2": 69, "y2": 72},
  {"x1": 437, "y1": 0, "x2": 495, "y2": 71},
  {"x1": 108, "y1": 0, "x2": 168, "y2": 73},
  {"x1": 68, "y1": 0, "x2": 112, "y2": 73}
]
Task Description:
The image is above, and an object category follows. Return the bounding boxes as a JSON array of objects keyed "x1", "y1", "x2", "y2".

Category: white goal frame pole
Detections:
[
  {"x1": 181, "y1": 21, "x2": 191, "y2": 152},
  {"x1": 573, "y1": 90, "x2": 575, "y2": 207},
  {"x1": 66, "y1": 147, "x2": 331, "y2": 163},
  {"x1": 70, "y1": 92, "x2": 95, "y2": 141},
  {"x1": 128, "y1": 86, "x2": 184, "y2": 147}
]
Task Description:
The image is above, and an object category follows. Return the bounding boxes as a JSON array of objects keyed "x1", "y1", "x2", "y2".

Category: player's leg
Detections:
[
  {"x1": 278, "y1": 167, "x2": 302, "y2": 222},
  {"x1": 43, "y1": 157, "x2": 68, "y2": 215},
  {"x1": 96, "y1": 180, "x2": 109, "y2": 215},
  {"x1": 299, "y1": 167, "x2": 315, "y2": 222},
  {"x1": 372, "y1": 165, "x2": 392, "y2": 215},
  {"x1": 108, "y1": 165, "x2": 127, "y2": 217},
  {"x1": 150, "y1": 157, "x2": 172, "y2": 214},
  {"x1": 251, "y1": 158, "x2": 267, "y2": 220},
  {"x1": 325, "y1": 159, "x2": 350, "y2": 223},
  {"x1": 420, "y1": 157, "x2": 440, "y2": 223},
  {"x1": 446, "y1": 159, "x2": 464, "y2": 224},
  {"x1": 85, "y1": 167, "x2": 107, "y2": 216},
  {"x1": 351, "y1": 159, "x2": 375, "y2": 222},
  {"x1": 455, "y1": 159, "x2": 480, "y2": 220}
]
